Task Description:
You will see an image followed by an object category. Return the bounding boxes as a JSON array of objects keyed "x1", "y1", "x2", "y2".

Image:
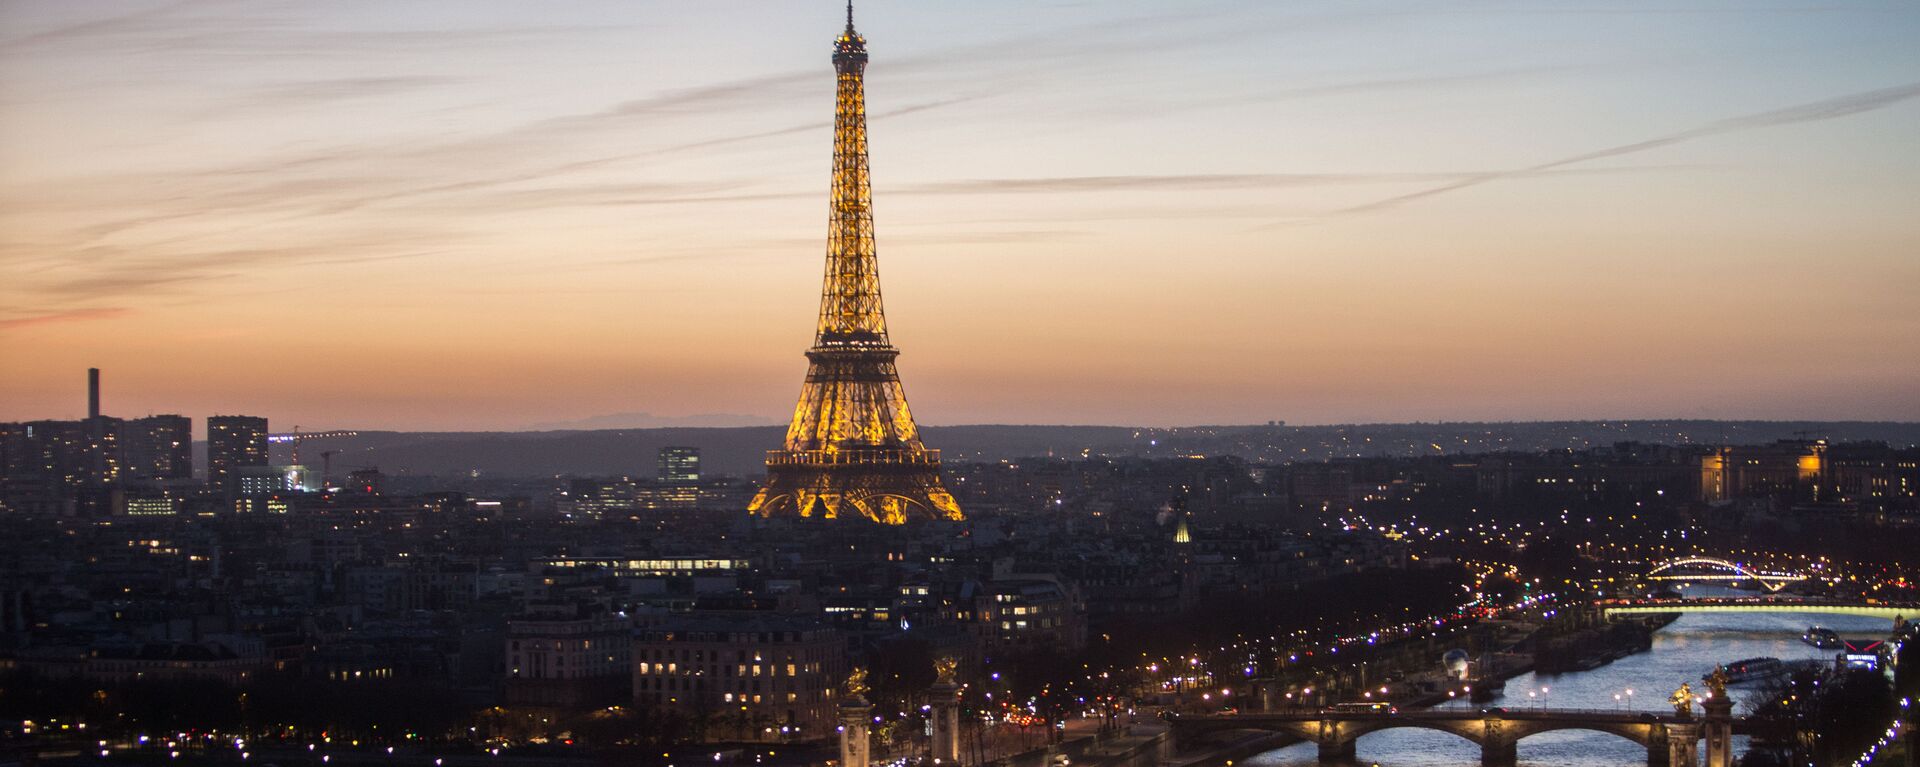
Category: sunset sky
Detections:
[{"x1": 3, "y1": 0, "x2": 1917, "y2": 433}]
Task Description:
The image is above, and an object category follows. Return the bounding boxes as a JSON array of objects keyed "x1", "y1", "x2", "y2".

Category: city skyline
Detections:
[{"x1": 4, "y1": 0, "x2": 1919, "y2": 431}]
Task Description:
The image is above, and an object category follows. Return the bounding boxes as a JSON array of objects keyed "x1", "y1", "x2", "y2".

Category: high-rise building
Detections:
[
  {"x1": 6, "y1": 419, "x2": 117, "y2": 489},
  {"x1": 79, "y1": 368, "x2": 120, "y2": 486},
  {"x1": 207, "y1": 415, "x2": 268, "y2": 493},
  {"x1": 123, "y1": 415, "x2": 192, "y2": 481},
  {"x1": 659, "y1": 447, "x2": 700, "y2": 484},
  {"x1": 746, "y1": 6, "x2": 962, "y2": 525},
  {"x1": 0, "y1": 370, "x2": 124, "y2": 492}
]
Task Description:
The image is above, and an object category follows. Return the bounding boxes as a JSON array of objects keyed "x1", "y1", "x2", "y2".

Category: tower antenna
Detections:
[{"x1": 846, "y1": 0, "x2": 854, "y2": 30}]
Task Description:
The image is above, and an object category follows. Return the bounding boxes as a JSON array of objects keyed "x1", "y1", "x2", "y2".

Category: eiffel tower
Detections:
[{"x1": 747, "y1": 3, "x2": 963, "y2": 525}]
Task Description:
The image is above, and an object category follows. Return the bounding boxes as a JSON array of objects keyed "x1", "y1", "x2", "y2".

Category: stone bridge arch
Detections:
[
  {"x1": 1321, "y1": 719, "x2": 1487, "y2": 762},
  {"x1": 1508, "y1": 719, "x2": 1659, "y2": 746},
  {"x1": 1335, "y1": 717, "x2": 1487, "y2": 745}
]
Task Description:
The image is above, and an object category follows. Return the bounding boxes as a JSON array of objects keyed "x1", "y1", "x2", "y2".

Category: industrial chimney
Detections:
[{"x1": 88, "y1": 368, "x2": 100, "y2": 419}]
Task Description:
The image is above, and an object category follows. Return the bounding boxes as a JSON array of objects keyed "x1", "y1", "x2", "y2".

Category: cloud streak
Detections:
[
  {"x1": 54, "y1": 94, "x2": 982, "y2": 254},
  {"x1": 27, "y1": 235, "x2": 453, "y2": 303},
  {"x1": 900, "y1": 167, "x2": 1688, "y2": 195},
  {"x1": 1309, "y1": 81, "x2": 1920, "y2": 220},
  {"x1": 0, "y1": 306, "x2": 132, "y2": 331},
  {"x1": 3, "y1": 3, "x2": 625, "y2": 57},
  {"x1": 223, "y1": 76, "x2": 467, "y2": 108}
]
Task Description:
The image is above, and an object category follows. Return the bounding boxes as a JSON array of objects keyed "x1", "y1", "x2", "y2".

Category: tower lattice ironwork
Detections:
[{"x1": 747, "y1": 3, "x2": 962, "y2": 525}]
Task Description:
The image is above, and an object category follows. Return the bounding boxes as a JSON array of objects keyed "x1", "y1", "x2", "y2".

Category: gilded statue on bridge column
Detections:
[
  {"x1": 1704, "y1": 666, "x2": 1730, "y2": 701},
  {"x1": 844, "y1": 666, "x2": 870, "y2": 700},
  {"x1": 1669, "y1": 682, "x2": 1698, "y2": 717}
]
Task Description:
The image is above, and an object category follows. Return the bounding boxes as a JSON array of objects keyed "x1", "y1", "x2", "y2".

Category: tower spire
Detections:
[
  {"x1": 747, "y1": 5, "x2": 962, "y2": 525},
  {"x1": 822, "y1": 0, "x2": 876, "y2": 344}
]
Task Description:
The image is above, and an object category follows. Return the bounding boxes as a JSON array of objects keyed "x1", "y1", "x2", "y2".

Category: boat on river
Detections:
[
  {"x1": 1802, "y1": 626, "x2": 1843, "y2": 649},
  {"x1": 1468, "y1": 677, "x2": 1504, "y2": 703},
  {"x1": 1711, "y1": 657, "x2": 1787, "y2": 685}
]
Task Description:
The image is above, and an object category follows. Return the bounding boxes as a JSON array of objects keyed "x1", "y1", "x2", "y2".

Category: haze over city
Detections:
[{"x1": 4, "y1": 0, "x2": 1918, "y2": 432}]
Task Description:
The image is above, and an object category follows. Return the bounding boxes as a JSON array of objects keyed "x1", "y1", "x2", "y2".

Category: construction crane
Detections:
[{"x1": 267, "y1": 426, "x2": 358, "y2": 466}]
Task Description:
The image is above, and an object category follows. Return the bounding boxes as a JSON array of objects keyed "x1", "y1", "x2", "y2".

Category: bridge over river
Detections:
[
  {"x1": 1172, "y1": 704, "x2": 1748, "y2": 767},
  {"x1": 1600, "y1": 597, "x2": 1915, "y2": 621}
]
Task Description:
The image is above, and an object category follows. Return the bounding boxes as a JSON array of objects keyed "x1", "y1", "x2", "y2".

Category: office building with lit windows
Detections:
[
  {"x1": 659, "y1": 446, "x2": 701, "y2": 483},
  {"x1": 207, "y1": 415, "x2": 268, "y2": 494},
  {"x1": 123, "y1": 415, "x2": 192, "y2": 481},
  {"x1": 505, "y1": 612, "x2": 632, "y2": 708},
  {"x1": 632, "y1": 615, "x2": 846, "y2": 742}
]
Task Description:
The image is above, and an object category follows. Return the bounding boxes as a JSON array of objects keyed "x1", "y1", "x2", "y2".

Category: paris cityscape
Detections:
[{"x1": 1, "y1": 3, "x2": 1917, "y2": 767}]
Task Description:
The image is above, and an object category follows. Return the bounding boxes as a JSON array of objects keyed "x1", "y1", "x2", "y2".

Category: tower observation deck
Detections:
[{"x1": 746, "y1": 3, "x2": 963, "y2": 525}]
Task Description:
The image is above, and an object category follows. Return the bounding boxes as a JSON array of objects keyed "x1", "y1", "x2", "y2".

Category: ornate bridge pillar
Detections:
[
  {"x1": 1646, "y1": 723, "x2": 1670, "y2": 767},
  {"x1": 930, "y1": 680, "x2": 962, "y2": 764},
  {"x1": 1702, "y1": 694, "x2": 1734, "y2": 767},
  {"x1": 1665, "y1": 721, "x2": 1701, "y2": 767},
  {"x1": 839, "y1": 701, "x2": 873, "y2": 767},
  {"x1": 1481, "y1": 717, "x2": 1517, "y2": 767},
  {"x1": 1315, "y1": 720, "x2": 1354, "y2": 763},
  {"x1": 1315, "y1": 738, "x2": 1355, "y2": 763}
]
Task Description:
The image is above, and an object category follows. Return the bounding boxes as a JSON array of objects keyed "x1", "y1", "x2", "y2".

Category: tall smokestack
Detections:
[{"x1": 88, "y1": 368, "x2": 100, "y2": 419}]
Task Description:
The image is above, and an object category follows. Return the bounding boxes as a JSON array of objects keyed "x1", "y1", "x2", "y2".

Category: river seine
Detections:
[{"x1": 1242, "y1": 601, "x2": 1895, "y2": 766}]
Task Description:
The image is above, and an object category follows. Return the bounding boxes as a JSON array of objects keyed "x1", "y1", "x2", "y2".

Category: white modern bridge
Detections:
[{"x1": 1640, "y1": 557, "x2": 1806, "y2": 593}]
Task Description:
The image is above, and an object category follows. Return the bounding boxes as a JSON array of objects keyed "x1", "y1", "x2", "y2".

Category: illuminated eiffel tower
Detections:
[{"x1": 747, "y1": 3, "x2": 963, "y2": 525}]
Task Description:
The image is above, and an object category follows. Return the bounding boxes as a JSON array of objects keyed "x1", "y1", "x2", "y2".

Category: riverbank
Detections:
[{"x1": 1535, "y1": 614, "x2": 1676, "y2": 674}]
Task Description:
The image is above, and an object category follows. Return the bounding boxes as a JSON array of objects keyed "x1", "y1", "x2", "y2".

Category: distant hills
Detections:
[
  {"x1": 520, "y1": 412, "x2": 780, "y2": 430},
  {"x1": 265, "y1": 420, "x2": 1920, "y2": 480}
]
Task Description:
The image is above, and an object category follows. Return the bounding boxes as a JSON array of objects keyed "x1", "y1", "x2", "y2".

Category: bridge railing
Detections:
[{"x1": 1596, "y1": 597, "x2": 1919, "y2": 607}]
